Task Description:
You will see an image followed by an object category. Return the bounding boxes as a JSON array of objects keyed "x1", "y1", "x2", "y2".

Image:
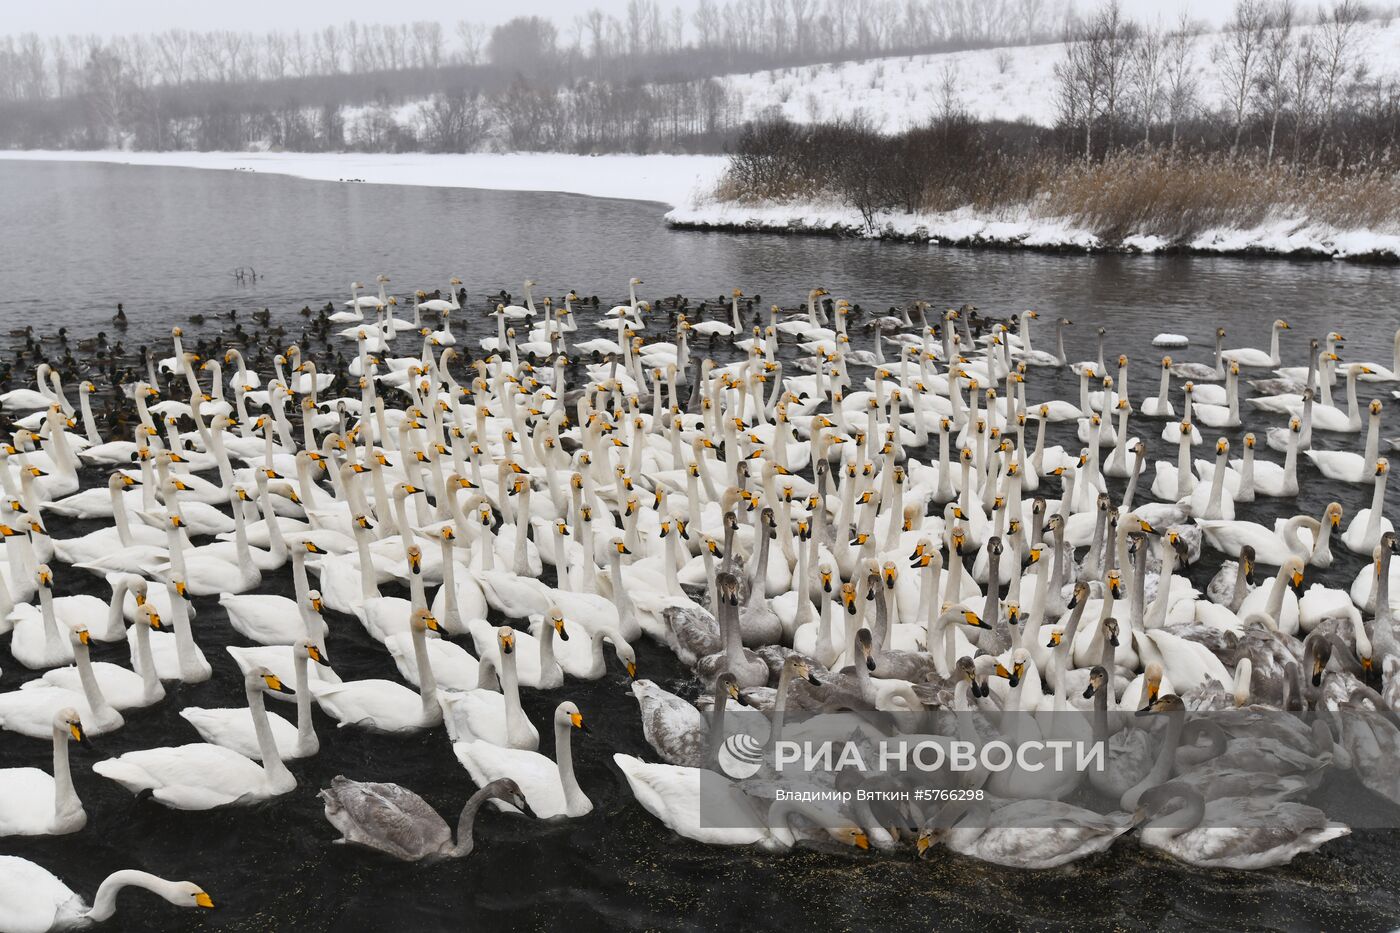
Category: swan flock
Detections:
[{"x1": 2, "y1": 280, "x2": 1398, "y2": 927}]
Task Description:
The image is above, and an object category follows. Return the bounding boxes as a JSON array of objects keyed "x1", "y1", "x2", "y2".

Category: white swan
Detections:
[
  {"x1": 93, "y1": 667, "x2": 297, "y2": 809},
  {"x1": 0, "y1": 858, "x2": 213, "y2": 931},
  {"x1": 0, "y1": 708, "x2": 88, "y2": 837},
  {"x1": 310, "y1": 608, "x2": 444, "y2": 734},
  {"x1": 180, "y1": 641, "x2": 327, "y2": 760},
  {"x1": 439, "y1": 625, "x2": 539, "y2": 749},
  {"x1": 454, "y1": 701, "x2": 593, "y2": 819}
]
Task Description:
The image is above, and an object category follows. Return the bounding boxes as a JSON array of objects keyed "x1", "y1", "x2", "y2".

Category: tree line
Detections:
[
  {"x1": 720, "y1": 0, "x2": 1400, "y2": 241},
  {"x1": 0, "y1": 0, "x2": 1073, "y2": 153},
  {"x1": 1053, "y1": 0, "x2": 1392, "y2": 165}
]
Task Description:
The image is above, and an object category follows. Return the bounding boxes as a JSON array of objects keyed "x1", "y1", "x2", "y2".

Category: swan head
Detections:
[
  {"x1": 137, "y1": 603, "x2": 162, "y2": 631},
  {"x1": 1102, "y1": 616, "x2": 1121, "y2": 648},
  {"x1": 248, "y1": 666, "x2": 294, "y2": 697},
  {"x1": 37, "y1": 563, "x2": 53, "y2": 589},
  {"x1": 1282, "y1": 556, "x2": 1306, "y2": 595},
  {"x1": 612, "y1": 638, "x2": 638, "y2": 679},
  {"x1": 412, "y1": 609, "x2": 441, "y2": 634},
  {"x1": 1140, "y1": 662, "x2": 1165, "y2": 706},
  {"x1": 54, "y1": 708, "x2": 90, "y2": 746},
  {"x1": 1377, "y1": 457, "x2": 1391, "y2": 477},
  {"x1": 994, "y1": 648, "x2": 1029, "y2": 688},
  {"x1": 483, "y1": 778, "x2": 529, "y2": 813},
  {"x1": 1136, "y1": 693, "x2": 1184, "y2": 718},
  {"x1": 545, "y1": 607, "x2": 568, "y2": 642},
  {"x1": 307, "y1": 590, "x2": 325, "y2": 615},
  {"x1": 854, "y1": 628, "x2": 876, "y2": 672},
  {"x1": 1083, "y1": 665, "x2": 1109, "y2": 699},
  {"x1": 1326, "y1": 502, "x2": 1344, "y2": 527},
  {"x1": 782, "y1": 657, "x2": 820, "y2": 688},
  {"x1": 558, "y1": 701, "x2": 589, "y2": 734},
  {"x1": 1275, "y1": 319, "x2": 1290, "y2": 330},
  {"x1": 145, "y1": 882, "x2": 215, "y2": 913},
  {"x1": 296, "y1": 640, "x2": 330, "y2": 666},
  {"x1": 406, "y1": 546, "x2": 423, "y2": 575}
]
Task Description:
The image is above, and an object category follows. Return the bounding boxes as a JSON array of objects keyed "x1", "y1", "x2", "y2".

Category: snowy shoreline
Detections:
[
  {"x1": 0, "y1": 149, "x2": 728, "y2": 209},
  {"x1": 7, "y1": 149, "x2": 1397, "y2": 263},
  {"x1": 665, "y1": 201, "x2": 1400, "y2": 264}
]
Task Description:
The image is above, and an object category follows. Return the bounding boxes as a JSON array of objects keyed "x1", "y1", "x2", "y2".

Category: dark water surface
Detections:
[{"x1": 2, "y1": 159, "x2": 1400, "y2": 932}]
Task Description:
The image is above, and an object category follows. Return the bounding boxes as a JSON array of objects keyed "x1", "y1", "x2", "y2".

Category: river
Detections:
[{"x1": 2, "y1": 158, "x2": 1400, "y2": 932}]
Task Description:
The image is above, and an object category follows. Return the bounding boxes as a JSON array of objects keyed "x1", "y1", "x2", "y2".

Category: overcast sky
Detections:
[{"x1": 6, "y1": 0, "x2": 1231, "y2": 38}]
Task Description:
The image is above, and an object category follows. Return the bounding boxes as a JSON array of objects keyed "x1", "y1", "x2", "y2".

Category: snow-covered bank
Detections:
[
  {"x1": 665, "y1": 201, "x2": 1400, "y2": 263},
  {"x1": 0, "y1": 150, "x2": 728, "y2": 209}
]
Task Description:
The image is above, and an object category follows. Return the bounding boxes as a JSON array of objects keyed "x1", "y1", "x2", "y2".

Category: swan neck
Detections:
[{"x1": 86, "y1": 871, "x2": 182, "y2": 923}]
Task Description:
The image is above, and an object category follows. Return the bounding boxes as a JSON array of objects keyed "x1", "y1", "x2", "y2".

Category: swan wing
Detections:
[
  {"x1": 0, "y1": 856, "x2": 78, "y2": 933},
  {"x1": 632, "y1": 680, "x2": 707, "y2": 766},
  {"x1": 611, "y1": 754, "x2": 767, "y2": 845},
  {"x1": 454, "y1": 741, "x2": 565, "y2": 818},
  {"x1": 320, "y1": 777, "x2": 448, "y2": 859},
  {"x1": 93, "y1": 744, "x2": 271, "y2": 808},
  {"x1": 0, "y1": 770, "x2": 59, "y2": 835}
]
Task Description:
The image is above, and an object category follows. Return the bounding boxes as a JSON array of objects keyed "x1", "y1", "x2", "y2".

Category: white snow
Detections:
[
  {"x1": 717, "y1": 19, "x2": 1400, "y2": 132},
  {"x1": 0, "y1": 150, "x2": 727, "y2": 209},
  {"x1": 665, "y1": 200, "x2": 1400, "y2": 261}
]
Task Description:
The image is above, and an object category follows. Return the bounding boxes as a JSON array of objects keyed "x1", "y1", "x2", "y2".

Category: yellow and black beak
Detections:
[
  {"x1": 194, "y1": 891, "x2": 215, "y2": 910},
  {"x1": 175, "y1": 581, "x2": 189, "y2": 599},
  {"x1": 570, "y1": 711, "x2": 590, "y2": 734},
  {"x1": 625, "y1": 660, "x2": 637, "y2": 679},
  {"x1": 963, "y1": 610, "x2": 986, "y2": 629},
  {"x1": 852, "y1": 832, "x2": 870, "y2": 851},
  {"x1": 1290, "y1": 569, "x2": 1305, "y2": 594},
  {"x1": 307, "y1": 645, "x2": 331, "y2": 667},
  {"x1": 76, "y1": 628, "x2": 91, "y2": 646},
  {"x1": 69, "y1": 721, "x2": 89, "y2": 745},
  {"x1": 423, "y1": 614, "x2": 441, "y2": 632},
  {"x1": 263, "y1": 673, "x2": 294, "y2": 695},
  {"x1": 500, "y1": 631, "x2": 515, "y2": 654},
  {"x1": 304, "y1": 541, "x2": 328, "y2": 555}
]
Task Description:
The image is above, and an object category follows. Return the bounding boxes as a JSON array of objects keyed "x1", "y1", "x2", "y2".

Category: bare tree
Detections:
[
  {"x1": 1094, "y1": 1, "x2": 1137, "y2": 150},
  {"x1": 1216, "y1": 0, "x2": 1269, "y2": 154},
  {"x1": 1162, "y1": 11, "x2": 1199, "y2": 149},
  {"x1": 1288, "y1": 32, "x2": 1317, "y2": 161},
  {"x1": 1314, "y1": 0, "x2": 1363, "y2": 161},
  {"x1": 1055, "y1": 20, "x2": 1103, "y2": 158},
  {"x1": 1255, "y1": 0, "x2": 1294, "y2": 161},
  {"x1": 693, "y1": 0, "x2": 721, "y2": 47},
  {"x1": 454, "y1": 21, "x2": 485, "y2": 65},
  {"x1": 1132, "y1": 19, "x2": 1165, "y2": 143}
]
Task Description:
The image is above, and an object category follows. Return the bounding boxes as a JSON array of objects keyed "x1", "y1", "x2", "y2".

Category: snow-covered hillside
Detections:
[{"x1": 716, "y1": 17, "x2": 1400, "y2": 131}]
